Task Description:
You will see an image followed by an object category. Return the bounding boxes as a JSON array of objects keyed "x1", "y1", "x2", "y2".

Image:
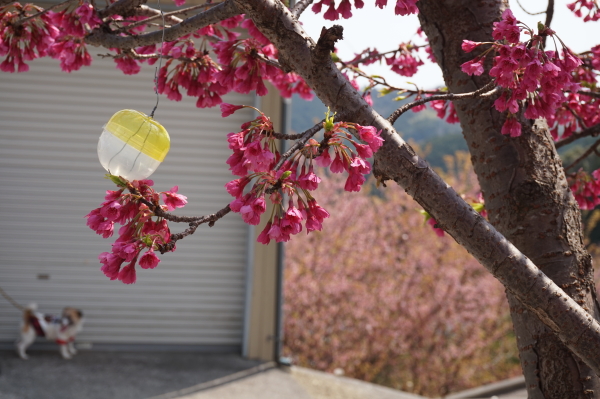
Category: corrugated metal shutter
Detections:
[{"x1": 0, "y1": 56, "x2": 254, "y2": 347}]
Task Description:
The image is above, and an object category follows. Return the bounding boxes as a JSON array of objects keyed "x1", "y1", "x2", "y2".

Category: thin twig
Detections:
[
  {"x1": 515, "y1": 0, "x2": 546, "y2": 15},
  {"x1": 119, "y1": 3, "x2": 221, "y2": 31},
  {"x1": 543, "y1": 0, "x2": 554, "y2": 48},
  {"x1": 387, "y1": 81, "x2": 498, "y2": 124},
  {"x1": 564, "y1": 138, "x2": 600, "y2": 171},
  {"x1": 124, "y1": 183, "x2": 232, "y2": 251},
  {"x1": 251, "y1": 51, "x2": 283, "y2": 70},
  {"x1": 273, "y1": 119, "x2": 325, "y2": 171},
  {"x1": 86, "y1": 0, "x2": 240, "y2": 48},
  {"x1": 14, "y1": 0, "x2": 76, "y2": 26},
  {"x1": 98, "y1": 0, "x2": 145, "y2": 18},
  {"x1": 270, "y1": 130, "x2": 313, "y2": 140},
  {"x1": 578, "y1": 90, "x2": 600, "y2": 99},
  {"x1": 156, "y1": 205, "x2": 232, "y2": 253},
  {"x1": 291, "y1": 0, "x2": 314, "y2": 18},
  {"x1": 555, "y1": 122, "x2": 600, "y2": 149}
]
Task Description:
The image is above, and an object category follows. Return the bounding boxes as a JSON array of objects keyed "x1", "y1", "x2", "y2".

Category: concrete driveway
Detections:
[
  {"x1": 0, "y1": 349, "x2": 524, "y2": 399},
  {"x1": 0, "y1": 350, "x2": 261, "y2": 399},
  {"x1": 0, "y1": 349, "x2": 424, "y2": 399}
]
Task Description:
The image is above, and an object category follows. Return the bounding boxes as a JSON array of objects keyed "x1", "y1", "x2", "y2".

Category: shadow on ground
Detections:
[{"x1": 0, "y1": 350, "x2": 263, "y2": 399}]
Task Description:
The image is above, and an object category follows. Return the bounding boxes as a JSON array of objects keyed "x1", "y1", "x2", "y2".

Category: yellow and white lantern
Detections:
[{"x1": 98, "y1": 110, "x2": 170, "y2": 181}]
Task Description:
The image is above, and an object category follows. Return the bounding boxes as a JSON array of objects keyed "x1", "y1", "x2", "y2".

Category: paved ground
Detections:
[
  {"x1": 0, "y1": 349, "x2": 525, "y2": 399},
  {"x1": 0, "y1": 349, "x2": 426, "y2": 399},
  {"x1": 157, "y1": 365, "x2": 425, "y2": 399},
  {"x1": 0, "y1": 350, "x2": 261, "y2": 399}
]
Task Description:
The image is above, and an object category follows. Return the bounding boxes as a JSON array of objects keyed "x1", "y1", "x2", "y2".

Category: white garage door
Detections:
[{"x1": 0, "y1": 56, "x2": 254, "y2": 349}]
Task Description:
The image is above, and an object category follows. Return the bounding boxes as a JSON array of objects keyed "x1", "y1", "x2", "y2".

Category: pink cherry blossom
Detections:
[
  {"x1": 461, "y1": 40, "x2": 481, "y2": 53},
  {"x1": 461, "y1": 58, "x2": 484, "y2": 76},
  {"x1": 161, "y1": 186, "x2": 188, "y2": 211},
  {"x1": 240, "y1": 195, "x2": 266, "y2": 225},
  {"x1": 427, "y1": 217, "x2": 445, "y2": 237},
  {"x1": 117, "y1": 262, "x2": 137, "y2": 284},
  {"x1": 257, "y1": 222, "x2": 273, "y2": 244},
  {"x1": 220, "y1": 103, "x2": 245, "y2": 117},
  {"x1": 139, "y1": 249, "x2": 161, "y2": 269},
  {"x1": 99, "y1": 252, "x2": 123, "y2": 280},
  {"x1": 501, "y1": 118, "x2": 522, "y2": 137},
  {"x1": 298, "y1": 166, "x2": 322, "y2": 191},
  {"x1": 492, "y1": 9, "x2": 521, "y2": 44}
]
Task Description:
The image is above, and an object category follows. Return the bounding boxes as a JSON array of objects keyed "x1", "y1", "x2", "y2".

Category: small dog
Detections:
[{"x1": 16, "y1": 304, "x2": 84, "y2": 360}]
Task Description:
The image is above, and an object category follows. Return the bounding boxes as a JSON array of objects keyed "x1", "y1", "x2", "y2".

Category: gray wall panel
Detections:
[{"x1": 0, "y1": 56, "x2": 253, "y2": 346}]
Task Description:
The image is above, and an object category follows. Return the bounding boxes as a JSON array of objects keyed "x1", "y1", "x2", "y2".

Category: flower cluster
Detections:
[
  {"x1": 385, "y1": 44, "x2": 424, "y2": 77},
  {"x1": 156, "y1": 46, "x2": 227, "y2": 108},
  {"x1": 461, "y1": 9, "x2": 584, "y2": 137},
  {"x1": 211, "y1": 24, "x2": 314, "y2": 101},
  {"x1": 0, "y1": 6, "x2": 313, "y2": 106},
  {"x1": 85, "y1": 176, "x2": 187, "y2": 284},
  {"x1": 150, "y1": 18, "x2": 312, "y2": 109},
  {"x1": 568, "y1": 0, "x2": 600, "y2": 22},
  {"x1": 311, "y1": 0, "x2": 419, "y2": 20},
  {"x1": 222, "y1": 105, "x2": 384, "y2": 244},
  {"x1": 47, "y1": 3, "x2": 100, "y2": 72},
  {"x1": 569, "y1": 169, "x2": 600, "y2": 210},
  {"x1": 429, "y1": 99, "x2": 459, "y2": 124},
  {"x1": 0, "y1": 1, "x2": 101, "y2": 73},
  {"x1": 0, "y1": 3, "x2": 58, "y2": 72}
]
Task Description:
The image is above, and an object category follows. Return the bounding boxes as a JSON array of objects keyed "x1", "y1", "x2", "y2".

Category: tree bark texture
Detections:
[
  {"x1": 417, "y1": 0, "x2": 600, "y2": 397},
  {"x1": 233, "y1": 0, "x2": 600, "y2": 380}
]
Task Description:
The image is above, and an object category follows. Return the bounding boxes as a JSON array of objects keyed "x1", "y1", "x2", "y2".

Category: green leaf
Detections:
[
  {"x1": 324, "y1": 108, "x2": 336, "y2": 131},
  {"x1": 471, "y1": 203, "x2": 485, "y2": 213},
  {"x1": 537, "y1": 21, "x2": 546, "y2": 33},
  {"x1": 418, "y1": 209, "x2": 432, "y2": 221},
  {"x1": 105, "y1": 174, "x2": 127, "y2": 187},
  {"x1": 281, "y1": 171, "x2": 292, "y2": 179}
]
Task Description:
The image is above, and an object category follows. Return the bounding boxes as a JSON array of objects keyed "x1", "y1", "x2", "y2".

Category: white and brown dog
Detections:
[{"x1": 16, "y1": 304, "x2": 84, "y2": 360}]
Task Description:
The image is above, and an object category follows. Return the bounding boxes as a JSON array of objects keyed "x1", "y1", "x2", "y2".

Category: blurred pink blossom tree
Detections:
[{"x1": 284, "y1": 154, "x2": 520, "y2": 396}]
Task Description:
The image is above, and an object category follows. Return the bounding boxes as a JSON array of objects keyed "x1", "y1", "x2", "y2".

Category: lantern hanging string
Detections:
[{"x1": 149, "y1": 0, "x2": 166, "y2": 119}]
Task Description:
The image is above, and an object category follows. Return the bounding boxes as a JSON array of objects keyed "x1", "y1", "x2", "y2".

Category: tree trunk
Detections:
[{"x1": 417, "y1": 0, "x2": 600, "y2": 397}]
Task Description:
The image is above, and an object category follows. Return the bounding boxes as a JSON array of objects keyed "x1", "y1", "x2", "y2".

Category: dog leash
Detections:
[{"x1": 0, "y1": 287, "x2": 25, "y2": 311}]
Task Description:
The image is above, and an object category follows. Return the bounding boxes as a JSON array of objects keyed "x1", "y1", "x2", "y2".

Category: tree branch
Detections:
[
  {"x1": 555, "y1": 122, "x2": 600, "y2": 149},
  {"x1": 236, "y1": 0, "x2": 600, "y2": 375},
  {"x1": 129, "y1": 5, "x2": 184, "y2": 26},
  {"x1": 156, "y1": 204, "x2": 231, "y2": 253},
  {"x1": 387, "y1": 81, "x2": 498, "y2": 125},
  {"x1": 515, "y1": 0, "x2": 546, "y2": 15},
  {"x1": 545, "y1": 0, "x2": 555, "y2": 28},
  {"x1": 291, "y1": 0, "x2": 314, "y2": 18},
  {"x1": 86, "y1": 0, "x2": 240, "y2": 49},
  {"x1": 129, "y1": 3, "x2": 225, "y2": 29},
  {"x1": 98, "y1": 0, "x2": 147, "y2": 19},
  {"x1": 564, "y1": 138, "x2": 600, "y2": 171},
  {"x1": 13, "y1": 0, "x2": 76, "y2": 26},
  {"x1": 273, "y1": 119, "x2": 325, "y2": 171},
  {"x1": 579, "y1": 90, "x2": 600, "y2": 99},
  {"x1": 544, "y1": 0, "x2": 555, "y2": 48}
]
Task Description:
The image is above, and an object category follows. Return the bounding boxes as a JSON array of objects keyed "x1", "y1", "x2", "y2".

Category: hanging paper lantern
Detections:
[{"x1": 98, "y1": 110, "x2": 170, "y2": 181}]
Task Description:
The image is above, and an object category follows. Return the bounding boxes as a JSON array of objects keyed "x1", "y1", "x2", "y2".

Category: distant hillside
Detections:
[{"x1": 291, "y1": 93, "x2": 467, "y2": 169}]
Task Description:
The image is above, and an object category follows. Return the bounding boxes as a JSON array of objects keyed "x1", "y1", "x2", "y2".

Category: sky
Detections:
[{"x1": 297, "y1": 0, "x2": 599, "y2": 89}]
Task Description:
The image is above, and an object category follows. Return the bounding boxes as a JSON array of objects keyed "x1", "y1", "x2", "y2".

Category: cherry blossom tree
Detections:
[
  {"x1": 1, "y1": 0, "x2": 600, "y2": 397},
  {"x1": 284, "y1": 161, "x2": 521, "y2": 396}
]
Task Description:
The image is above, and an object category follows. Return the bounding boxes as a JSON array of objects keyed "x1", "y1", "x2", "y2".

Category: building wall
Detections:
[{"x1": 0, "y1": 56, "x2": 260, "y2": 349}]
